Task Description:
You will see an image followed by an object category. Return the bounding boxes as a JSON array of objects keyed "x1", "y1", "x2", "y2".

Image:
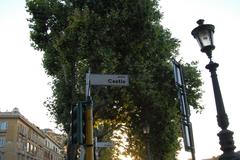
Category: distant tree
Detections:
[{"x1": 26, "y1": 0, "x2": 203, "y2": 159}]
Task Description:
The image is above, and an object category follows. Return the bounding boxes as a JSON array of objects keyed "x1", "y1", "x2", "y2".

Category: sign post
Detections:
[
  {"x1": 85, "y1": 98, "x2": 94, "y2": 160},
  {"x1": 172, "y1": 59, "x2": 195, "y2": 160},
  {"x1": 85, "y1": 73, "x2": 129, "y2": 160}
]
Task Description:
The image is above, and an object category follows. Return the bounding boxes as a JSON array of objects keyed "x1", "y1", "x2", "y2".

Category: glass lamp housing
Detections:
[
  {"x1": 191, "y1": 19, "x2": 215, "y2": 54},
  {"x1": 143, "y1": 123, "x2": 150, "y2": 134}
]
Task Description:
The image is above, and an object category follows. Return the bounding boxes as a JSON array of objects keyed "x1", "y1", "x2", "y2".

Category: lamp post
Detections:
[
  {"x1": 143, "y1": 122, "x2": 152, "y2": 160},
  {"x1": 191, "y1": 19, "x2": 240, "y2": 160}
]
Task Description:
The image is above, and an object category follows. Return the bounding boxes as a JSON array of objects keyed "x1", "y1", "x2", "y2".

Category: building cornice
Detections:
[{"x1": 0, "y1": 111, "x2": 45, "y2": 137}]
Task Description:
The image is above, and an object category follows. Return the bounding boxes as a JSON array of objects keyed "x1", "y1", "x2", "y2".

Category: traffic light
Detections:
[
  {"x1": 72, "y1": 103, "x2": 81, "y2": 144},
  {"x1": 79, "y1": 102, "x2": 85, "y2": 145},
  {"x1": 71, "y1": 101, "x2": 90, "y2": 145}
]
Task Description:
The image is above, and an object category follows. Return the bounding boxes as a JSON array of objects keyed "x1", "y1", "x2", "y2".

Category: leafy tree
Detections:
[{"x1": 26, "y1": 0, "x2": 203, "y2": 159}]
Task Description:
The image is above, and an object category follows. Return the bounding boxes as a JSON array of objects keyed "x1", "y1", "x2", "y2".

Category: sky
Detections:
[
  {"x1": 0, "y1": 1, "x2": 54, "y2": 130},
  {"x1": 0, "y1": 0, "x2": 240, "y2": 159}
]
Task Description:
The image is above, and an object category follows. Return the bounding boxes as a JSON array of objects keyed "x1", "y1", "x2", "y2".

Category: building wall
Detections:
[
  {"x1": 0, "y1": 109, "x2": 64, "y2": 160},
  {"x1": 44, "y1": 135, "x2": 64, "y2": 160},
  {"x1": 0, "y1": 114, "x2": 18, "y2": 160}
]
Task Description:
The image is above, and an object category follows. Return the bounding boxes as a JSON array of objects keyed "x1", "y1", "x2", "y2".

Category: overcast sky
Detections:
[
  {"x1": 0, "y1": 0, "x2": 240, "y2": 159},
  {"x1": 0, "y1": 1, "x2": 54, "y2": 130}
]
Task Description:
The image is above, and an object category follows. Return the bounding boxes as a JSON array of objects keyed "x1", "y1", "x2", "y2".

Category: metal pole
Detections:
[
  {"x1": 206, "y1": 60, "x2": 240, "y2": 160},
  {"x1": 191, "y1": 147, "x2": 196, "y2": 160},
  {"x1": 85, "y1": 69, "x2": 94, "y2": 160},
  {"x1": 147, "y1": 136, "x2": 152, "y2": 160},
  {"x1": 86, "y1": 68, "x2": 91, "y2": 99},
  {"x1": 79, "y1": 145, "x2": 85, "y2": 160},
  {"x1": 85, "y1": 100, "x2": 94, "y2": 160},
  {"x1": 94, "y1": 137, "x2": 99, "y2": 160}
]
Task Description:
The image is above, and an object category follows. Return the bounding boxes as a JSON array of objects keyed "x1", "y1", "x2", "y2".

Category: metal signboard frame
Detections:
[{"x1": 172, "y1": 59, "x2": 195, "y2": 160}]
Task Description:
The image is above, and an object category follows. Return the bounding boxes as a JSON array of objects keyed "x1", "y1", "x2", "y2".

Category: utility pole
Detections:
[{"x1": 85, "y1": 97, "x2": 94, "y2": 160}]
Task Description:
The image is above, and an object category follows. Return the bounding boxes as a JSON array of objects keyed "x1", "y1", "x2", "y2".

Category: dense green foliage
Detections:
[{"x1": 26, "y1": 0, "x2": 203, "y2": 159}]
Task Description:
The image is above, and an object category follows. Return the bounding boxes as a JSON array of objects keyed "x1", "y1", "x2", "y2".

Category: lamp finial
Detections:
[{"x1": 197, "y1": 19, "x2": 204, "y2": 25}]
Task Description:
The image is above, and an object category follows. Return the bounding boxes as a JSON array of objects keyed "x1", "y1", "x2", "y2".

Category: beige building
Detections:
[
  {"x1": 42, "y1": 129, "x2": 67, "y2": 157},
  {"x1": 0, "y1": 108, "x2": 64, "y2": 160}
]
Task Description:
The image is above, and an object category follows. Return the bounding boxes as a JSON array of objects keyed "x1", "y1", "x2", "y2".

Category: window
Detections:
[
  {"x1": 0, "y1": 137, "x2": 6, "y2": 147},
  {"x1": 27, "y1": 142, "x2": 30, "y2": 152},
  {"x1": 18, "y1": 124, "x2": 28, "y2": 136},
  {"x1": 0, "y1": 122, "x2": 8, "y2": 131},
  {"x1": 34, "y1": 146, "x2": 37, "y2": 155},
  {"x1": 30, "y1": 144, "x2": 33, "y2": 153}
]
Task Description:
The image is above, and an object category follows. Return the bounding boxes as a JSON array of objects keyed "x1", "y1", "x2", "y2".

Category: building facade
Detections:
[
  {"x1": 43, "y1": 132, "x2": 65, "y2": 160},
  {"x1": 0, "y1": 108, "x2": 64, "y2": 160}
]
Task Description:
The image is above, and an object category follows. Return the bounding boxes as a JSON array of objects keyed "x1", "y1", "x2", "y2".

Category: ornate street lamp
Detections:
[{"x1": 191, "y1": 19, "x2": 240, "y2": 160}]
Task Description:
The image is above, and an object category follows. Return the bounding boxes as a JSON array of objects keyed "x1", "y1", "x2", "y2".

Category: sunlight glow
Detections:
[
  {"x1": 119, "y1": 155, "x2": 133, "y2": 160},
  {"x1": 112, "y1": 128, "x2": 134, "y2": 160}
]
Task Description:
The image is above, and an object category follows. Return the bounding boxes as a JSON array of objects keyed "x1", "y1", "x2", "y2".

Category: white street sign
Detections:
[
  {"x1": 89, "y1": 74, "x2": 129, "y2": 86},
  {"x1": 96, "y1": 142, "x2": 114, "y2": 148}
]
